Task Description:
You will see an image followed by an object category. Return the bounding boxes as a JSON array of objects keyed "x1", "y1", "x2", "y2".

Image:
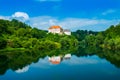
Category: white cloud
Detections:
[
  {"x1": 29, "y1": 16, "x2": 119, "y2": 31},
  {"x1": 30, "y1": 16, "x2": 59, "y2": 30},
  {"x1": 12, "y1": 12, "x2": 29, "y2": 20},
  {"x1": 0, "y1": 16, "x2": 10, "y2": 20},
  {"x1": 0, "y1": 12, "x2": 29, "y2": 21},
  {"x1": 0, "y1": 12, "x2": 30, "y2": 24},
  {"x1": 0, "y1": 16, "x2": 4, "y2": 19},
  {"x1": 62, "y1": 55, "x2": 107, "y2": 65},
  {"x1": 102, "y1": 9, "x2": 116, "y2": 15},
  {"x1": 0, "y1": 12, "x2": 119, "y2": 31},
  {"x1": 31, "y1": 57, "x2": 54, "y2": 69},
  {"x1": 36, "y1": 0, "x2": 61, "y2": 2},
  {"x1": 15, "y1": 66, "x2": 29, "y2": 73}
]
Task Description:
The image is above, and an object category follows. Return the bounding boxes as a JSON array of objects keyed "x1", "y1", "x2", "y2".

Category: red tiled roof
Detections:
[
  {"x1": 49, "y1": 25, "x2": 62, "y2": 29},
  {"x1": 51, "y1": 61, "x2": 60, "y2": 64}
]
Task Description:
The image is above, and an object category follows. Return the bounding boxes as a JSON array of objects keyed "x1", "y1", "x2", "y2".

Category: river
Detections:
[{"x1": 0, "y1": 47, "x2": 120, "y2": 80}]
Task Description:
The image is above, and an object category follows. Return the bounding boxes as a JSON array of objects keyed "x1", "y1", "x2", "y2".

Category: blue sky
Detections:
[{"x1": 0, "y1": 0, "x2": 120, "y2": 31}]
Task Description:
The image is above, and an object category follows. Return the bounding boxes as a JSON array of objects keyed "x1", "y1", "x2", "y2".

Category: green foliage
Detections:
[
  {"x1": 0, "y1": 19, "x2": 78, "y2": 50},
  {"x1": 1, "y1": 19, "x2": 120, "y2": 50},
  {"x1": 99, "y1": 23, "x2": 120, "y2": 50},
  {"x1": 31, "y1": 28, "x2": 47, "y2": 39},
  {"x1": 72, "y1": 30, "x2": 98, "y2": 41},
  {"x1": 0, "y1": 19, "x2": 10, "y2": 34},
  {"x1": 0, "y1": 37, "x2": 7, "y2": 49},
  {"x1": 34, "y1": 40, "x2": 61, "y2": 50},
  {"x1": 82, "y1": 23, "x2": 120, "y2": 50}
]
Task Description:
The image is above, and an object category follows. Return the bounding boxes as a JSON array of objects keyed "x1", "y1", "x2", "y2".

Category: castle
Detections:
[{"x1": 48, "y1": 25, "x2": 71, "y2": 35}]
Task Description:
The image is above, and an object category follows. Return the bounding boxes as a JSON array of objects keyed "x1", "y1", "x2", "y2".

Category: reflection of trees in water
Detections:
[
  {"x1": 72, "y1": 46, "x2": 101, "y2": 57},
  {"x1": 75, "y1": 46, "x2": 120, "y2": 68},
  {"x1": 0, "y1": 47, "x2": 77, "y2": 75},
  {"x1": 97, "y1": 50, "x2": 120, "y2": 68},
  {"x1": 0, "y1": 51, "x2": 40, "y2": 75},
  {"x1": 0, "y1": 55, "x2": 9, "y2": 75},
  {"x1": 0, "y1": 46, "x2": 120, "y2": 75}
]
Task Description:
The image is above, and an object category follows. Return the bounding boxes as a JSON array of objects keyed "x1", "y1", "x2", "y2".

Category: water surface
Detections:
[{"x1": 0, "y1": 48, "x2": 120, "y2": 80}]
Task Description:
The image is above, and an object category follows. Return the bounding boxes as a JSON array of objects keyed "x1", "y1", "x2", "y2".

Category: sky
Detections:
[{"x1": 0, "y1": 0, "x2": 120, "y2": 31}]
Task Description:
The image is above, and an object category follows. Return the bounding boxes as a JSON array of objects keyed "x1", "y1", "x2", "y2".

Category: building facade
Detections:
[
  {"x1": 63, "y1": 29, "x2": 71, "y2": 35},
  {"x1": 48, "y1": 25, "x2": 71, "y2": 35}
]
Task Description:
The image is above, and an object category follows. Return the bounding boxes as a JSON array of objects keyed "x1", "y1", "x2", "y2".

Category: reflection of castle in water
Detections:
[
  {"x1": 64, "y1": 54, "x2": 71, "y2": 59},
  {"x1": 49, "y1": 56, "x2": 61, "y2": 64},
  {"x1": 48, "y1": 54, "x2": 71, "y2": 64}
]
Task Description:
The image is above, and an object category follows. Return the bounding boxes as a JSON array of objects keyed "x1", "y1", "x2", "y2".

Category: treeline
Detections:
[
  {"x1": 72, "y1": 30, "x2": 98, "y2": 41},
  {"x1": 0, "y1": 19, "x2": 78, "y2": 50},
  {"x1": 76, "y1": 23, "x2": 120, "y2": 50},
  {"x1": 1, "y1": 19, "x2": 120, "y2": 51},
  {"x1": 101, "y1": 23, "x2": 120, "y2": 50}
]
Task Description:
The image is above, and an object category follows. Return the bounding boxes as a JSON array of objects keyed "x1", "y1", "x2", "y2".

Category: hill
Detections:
[
  {"x1": 80, "y1": 23, "x2": 120, "y2": 50},
  {"x1": 0, "y1": 19, "x2": 78, "y2": 51}
]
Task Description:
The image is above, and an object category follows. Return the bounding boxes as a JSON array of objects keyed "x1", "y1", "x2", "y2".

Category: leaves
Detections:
[{"x1": 0, "y1": 19, "x2": 78, "y2": 50}]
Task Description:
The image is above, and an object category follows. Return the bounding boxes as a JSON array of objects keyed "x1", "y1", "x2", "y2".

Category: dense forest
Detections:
[
  {"x1": 73, "y1": 23, "x2": 120, "y2": 50},
  {"x1": 0, "y1": 19, "x2": 120, "y2": 51},
  {"x1": 0, "y1": 19, "x2": 120, "y2": 75},
  {"x1": 0, "y1": 19, "x2": 78, "y2": 51},
  {"x1": 72, "y1": 30, "x2": 98, "y2": 41}
]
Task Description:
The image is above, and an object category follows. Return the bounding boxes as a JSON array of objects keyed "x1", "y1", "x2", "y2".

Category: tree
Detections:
[{"x1": 0, "y1": 37, "x2": 7, "y2": 49}]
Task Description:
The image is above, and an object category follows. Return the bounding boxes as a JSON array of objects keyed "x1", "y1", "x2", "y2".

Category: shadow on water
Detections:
[
  {"x1": 75, "y1": 46, "x2": 120, "y2": 68},
  {"x1": 0, "y1": 50, "x2": 40, "y2": 75},
  {"x1": 97, "y1": 50, "x2": 120, "y2": 68},
  {"x1": 0, "y1": 47, "x2": 77, "y2": 75},
  {"x1": 0, "y1": 46, "x2": 120, "y2": 75}
]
